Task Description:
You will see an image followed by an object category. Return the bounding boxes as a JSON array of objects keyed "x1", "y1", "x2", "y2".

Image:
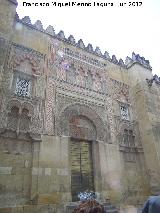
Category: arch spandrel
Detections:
[{"x1": 57, "y1": 103, "x2": 106, "y2": 142}]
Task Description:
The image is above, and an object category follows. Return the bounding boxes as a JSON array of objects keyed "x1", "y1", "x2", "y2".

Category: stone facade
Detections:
[{"x1": 0, "y1": 0, "x2": 160, "y2": 212}]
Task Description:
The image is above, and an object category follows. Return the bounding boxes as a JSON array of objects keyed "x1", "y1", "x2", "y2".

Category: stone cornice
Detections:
[
  {"x1": 15, "y1": 14, "x2": 152, "y2": 71},
  {"x1": 15, "y1": 15, "x2": 127, "y2": 68}
]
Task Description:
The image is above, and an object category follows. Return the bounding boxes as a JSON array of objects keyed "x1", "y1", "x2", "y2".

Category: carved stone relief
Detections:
[
  {"x1": 57, "y1": 103, "x2": 106, "y2": 142},
  {"x1": 114, "y1": 116, "x2": 142, "y2": 148},
  {"x1": 9, "y1": 44, "x2": 43, "y2": 76},
  {"x1": 53, "y1": 57, "x2": 107, "y2": 93},
  {"x1": 44, "y1": 78, "x2": 55, "y2": 135},
  {"x1": 6, "y1": 100, "x2": 34, "y2": 132},
  {"x1": 0, "y1": 43, "x2": 45, "y2": 137},
  {"x1": 47, "y1": 43, "x2": 108, "y2": 94},
  {"x1": 0, "y1": 97, "x2": 43, "y2": 136},
  {"x1": 110, "y1": 78, "x2": 130, "y2": 103},
  {"x1": 69, "y1": 115, "x2": 96, "y2": 140},
  {"x1": 105, "y1": 96, "x2": 116, "y2": 143}
]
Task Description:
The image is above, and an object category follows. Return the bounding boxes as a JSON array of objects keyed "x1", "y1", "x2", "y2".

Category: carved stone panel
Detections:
[
  {"x1": 44, "y1": 78, "x2": 55, "y2": 135},
  {"x1": 9, "y1": 44, "x2": 43, "y2": 76},
  {"x1": 110, "y1": 78, "x2": 130, "y2": 103}
]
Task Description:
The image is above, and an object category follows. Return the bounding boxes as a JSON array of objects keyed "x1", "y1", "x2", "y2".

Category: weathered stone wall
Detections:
[
  {"x1": 128, "y1": 64, "x2": 160, "y2": 195},
  {"x1": 0, "y1": 137, "x2": 33, "y2": 207}
]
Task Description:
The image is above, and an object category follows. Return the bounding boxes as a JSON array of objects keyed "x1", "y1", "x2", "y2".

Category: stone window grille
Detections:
[
  {"x1": 15, "y1": 77, "x2": 31, "y2": 97},
  {"x1": 120, "y1": 105, "x2": 129, "y2": 120}
]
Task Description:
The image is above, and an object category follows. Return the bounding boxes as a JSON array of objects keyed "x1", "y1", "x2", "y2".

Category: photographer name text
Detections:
[{"x1": 22, "y1": 1, "x2": 143, "y2": 7}]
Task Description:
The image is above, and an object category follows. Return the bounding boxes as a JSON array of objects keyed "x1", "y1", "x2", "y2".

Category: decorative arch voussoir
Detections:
[
  {"x1": 11, "y1": 53, "x2": 40, "y2": 74},
  {"x1": 57, "y1": 103, "x2": 105, "y2": 141}
]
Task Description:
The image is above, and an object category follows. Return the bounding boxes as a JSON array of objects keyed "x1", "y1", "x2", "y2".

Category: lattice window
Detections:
[
  {"x1": 15, "y1": 77, "x2": 31, "y2": 97},
  {"x1": 120, "y1": 105, "x2": 129, "y2": 120}
]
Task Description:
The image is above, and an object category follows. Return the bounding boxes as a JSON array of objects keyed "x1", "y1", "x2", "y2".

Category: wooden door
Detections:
[{"x1": 70, "y1": 140, "x2": 94, "y2": 201}]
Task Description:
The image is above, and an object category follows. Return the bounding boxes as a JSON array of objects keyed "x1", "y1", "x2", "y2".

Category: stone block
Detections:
[
  {"x1": 38, "y1": 193, "x2": 61, "y2": 204},
  {"x1": 32, "y1": 167, "x2": 43, "y2": 175},
  {"x1": 23, "y1": 205, "x2": 38, "y2": 213},
  {"x1": 0, "y1": 208, "x2": 12, "y2": 213},
  {"x1": 57, "y1": 168, "x2": 69, "y2": 176},
  {"x1": 44, "y1": 168, "x2": 51, "y2": 176},
  {"x1": 0, "y1": 167, "x2": 12, "y2": 175}
]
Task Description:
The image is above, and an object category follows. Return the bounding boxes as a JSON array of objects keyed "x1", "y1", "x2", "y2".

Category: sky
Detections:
[{"x1": 16, "y1": 0, "x2": 160, "y2": 75}]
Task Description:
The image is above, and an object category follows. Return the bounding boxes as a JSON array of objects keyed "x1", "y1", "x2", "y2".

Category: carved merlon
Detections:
[
  {"x1": 95, "y1": 46, "x2": 102, "y2": 56},
  {"x1": 21, "y1": 16, "x2": 31, "y2": 25},
  {"x1": 125, "y1": 52, "x2": 152, "y2": 70},
  {"x1": 119, "y1": 58, "x2": 125, "y2": 67},
  {"x1": 146, "y1": 74, "x2": 160, "y2": 87},
  {"x1": 15, "y1": 16, "x2": 113, "y2": 63},
  {"x1": 77, "y1": 39, "x2": 85, "y2": 49},
  {"x1": 103, "y1": 51, "x2": 111, "y2": 60},
  {"x1": 46, "y1": 25, "x2": 55, "y2": 36},
  {"x1": 57, "y1": 30, "x2": 66, "y2": 40},
  {"x1": 34, "y1": 20, "x2": 44, "y2": 31},
  {"x1": 68, "y1": 35, "x2": 76, "y2": 44},
  {"x1": 20, "y1": 16, "x2": 45, "y2": 32},
  {"x1": 86, "y1": 43, "x2": 93, "y2": 52},
  {"x1": 111, "y1": 55, "x2": 118, "y2": 64}
]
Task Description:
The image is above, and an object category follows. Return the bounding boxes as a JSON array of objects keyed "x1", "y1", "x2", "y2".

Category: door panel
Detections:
[{"x1": 70, "y1": 140, "x2": 94, "y2": 201}]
